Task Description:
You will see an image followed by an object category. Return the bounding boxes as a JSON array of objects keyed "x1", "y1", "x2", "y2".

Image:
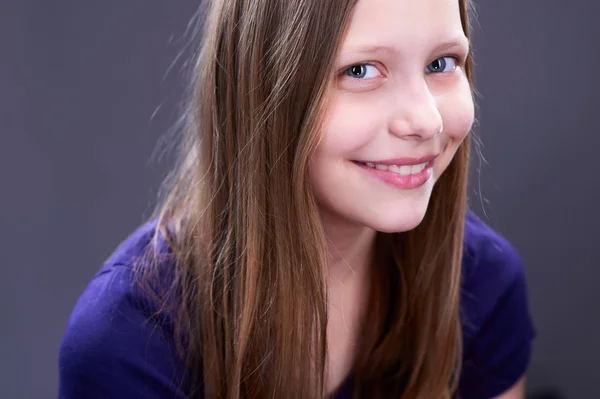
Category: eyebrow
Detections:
[
  {"x1": 342, "y1": 36, "x2": 471, "y2": 58},
  {"x1": 435, "y1": 37, "x2": 471, "y2": 55}
]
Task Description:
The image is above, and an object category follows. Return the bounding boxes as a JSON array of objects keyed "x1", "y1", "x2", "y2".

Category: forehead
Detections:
[{"x1": 341, "y1": 0, "x2": 464, "y2": 50}]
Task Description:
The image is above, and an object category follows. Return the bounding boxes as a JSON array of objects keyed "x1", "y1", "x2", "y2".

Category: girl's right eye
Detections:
[{"x1": 343, "y1": 63, "x2": 380, "y2": 79}]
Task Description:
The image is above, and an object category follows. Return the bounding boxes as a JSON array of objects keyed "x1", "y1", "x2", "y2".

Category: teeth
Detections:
[
  {"x1": 363, "y1": 161, "x2": 428, "y2": 175},
  {"x1": 398, "y1": 165, "x2": 411, "y2": 176},
  {"x1": 412, "y1": 163, "x2": 426, "y2": 173}
]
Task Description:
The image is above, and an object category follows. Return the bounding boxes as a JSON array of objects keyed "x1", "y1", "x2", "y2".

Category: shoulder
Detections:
[
  {"x1": 458, "y1": 211, "x2": 535, "y2": 398},
  {"x1": 461, "y1": 210, "x2": 529, "y2": 330},
  {"x1": 58, "y1": 221, "x2": 187, "y2": 399}
]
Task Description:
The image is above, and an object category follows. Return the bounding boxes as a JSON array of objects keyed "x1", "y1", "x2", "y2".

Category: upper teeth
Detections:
[{"x1": 365, "y1": 162, "x2": 428, "y2": 175}]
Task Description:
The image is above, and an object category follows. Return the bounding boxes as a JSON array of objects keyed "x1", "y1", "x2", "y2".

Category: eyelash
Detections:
[
  {"x1": 442, "y1": 53, "x2": 466, "y2": 67},
  {"x1": 339, "y1": 54, "x2": 465, "y2": 79},
  {"x1": 338, "y1": 62, "x2": 380, "y2": 79}
]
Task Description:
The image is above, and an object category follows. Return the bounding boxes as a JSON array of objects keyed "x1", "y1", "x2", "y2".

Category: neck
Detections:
[
  {"x1": 319, "y1": 210, "x2": 377, "y2": 394},
  {"x1": 320, "y1": 210, "x2": 377, "y2": 287}
]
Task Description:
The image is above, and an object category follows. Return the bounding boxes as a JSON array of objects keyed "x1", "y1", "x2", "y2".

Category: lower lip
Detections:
[{"x1": 354, "y1": 161, "x2": 434, "y2": 189}]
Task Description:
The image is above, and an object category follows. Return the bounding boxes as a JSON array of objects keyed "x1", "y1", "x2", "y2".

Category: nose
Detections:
[{"x1": 387, "y1": 80, "x2": 443, "y2": 141}]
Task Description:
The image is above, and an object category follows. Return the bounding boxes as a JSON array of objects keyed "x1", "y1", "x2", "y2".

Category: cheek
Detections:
[
  {"x1": 435, "y1": 85, "x2": 475, "y2": 177},
  {"x1": 440, "y1": 84, "x2": 474, "y2": 143},
  {"x1": 318, "y1": 93, "x2": 382, "y2": 157}
]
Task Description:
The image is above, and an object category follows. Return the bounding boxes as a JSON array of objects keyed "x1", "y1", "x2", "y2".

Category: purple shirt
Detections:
[{"x1": 59, "y1": 211, "x2": 535, "y2": 398}]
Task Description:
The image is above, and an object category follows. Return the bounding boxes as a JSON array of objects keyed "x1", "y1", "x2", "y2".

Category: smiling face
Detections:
[{"x1": 309, "y1": 0, "x2": 474, "y2": 234}]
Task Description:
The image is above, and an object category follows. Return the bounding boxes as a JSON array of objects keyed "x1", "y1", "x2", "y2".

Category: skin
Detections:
[{"x1": 308, "y1": 0, "x2": 526, "y2": 396}]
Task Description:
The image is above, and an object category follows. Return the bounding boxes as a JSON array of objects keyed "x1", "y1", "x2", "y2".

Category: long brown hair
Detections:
[{"x1": 141, "y1": 0, "x2": 475, "y2": 397}]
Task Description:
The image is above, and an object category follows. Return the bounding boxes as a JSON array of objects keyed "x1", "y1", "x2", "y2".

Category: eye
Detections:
[
  {"x1": 343, "y1": 63, "x2": 380, "y2": 79},
  {"x1": 426, "y1": 56, "x2": 458, "y2": 74}
]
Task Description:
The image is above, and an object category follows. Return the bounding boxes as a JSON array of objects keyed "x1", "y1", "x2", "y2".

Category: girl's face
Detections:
[{"x1": 310, "y1": 0, "x2": 474, "y2": 233}]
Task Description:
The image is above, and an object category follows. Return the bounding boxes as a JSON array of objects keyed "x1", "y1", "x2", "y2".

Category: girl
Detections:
[{"x1": 59, "y1": 0, "x2": 535, "y2": 397}]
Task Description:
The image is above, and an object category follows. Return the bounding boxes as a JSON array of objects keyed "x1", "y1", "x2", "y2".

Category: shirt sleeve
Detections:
[
  {"x1": 458, "y1": 217, "x2": 536, "y2": 399},
  {"x1": 58, "y1": 265, "x2": 189, "y2": 399}
]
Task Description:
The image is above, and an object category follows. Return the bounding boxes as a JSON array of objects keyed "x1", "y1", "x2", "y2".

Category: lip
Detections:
[{"x1": 352, "y1": 157, "x2": 436, "y2": 190}]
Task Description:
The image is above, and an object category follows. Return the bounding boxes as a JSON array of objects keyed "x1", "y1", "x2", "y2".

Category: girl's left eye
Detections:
[
  {"x1": 426, "y1": 56, "x2": 458, "y2": 74},
  {"x1": 344, "y1": 64, "x2": 380, "y2": 79}
]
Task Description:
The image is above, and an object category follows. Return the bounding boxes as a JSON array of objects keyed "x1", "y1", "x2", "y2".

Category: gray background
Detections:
[{"x1": 1, "y1": 1, "x2": 597, "y2": 398}]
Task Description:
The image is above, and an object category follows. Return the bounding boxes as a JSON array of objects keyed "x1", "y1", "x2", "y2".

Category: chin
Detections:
[{"x1": 363, "y1": 204, "x2": 429, "y2": 234}]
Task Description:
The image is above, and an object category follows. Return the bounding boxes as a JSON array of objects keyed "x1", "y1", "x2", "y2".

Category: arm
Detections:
[
  {"x1": 459, "y1": 213, "x2": 536, "y2": 399},
  {"x1": 492, "y1": 376, "x2": 526, "y2": 399},
  {"x1": 59, "y1": 266, "x2": 188, "y2": 399}
]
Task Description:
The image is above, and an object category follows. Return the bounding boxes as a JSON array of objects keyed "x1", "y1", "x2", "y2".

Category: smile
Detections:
[{"x1": 353, "y1": 157, "x2": 437, "y2": 190}]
